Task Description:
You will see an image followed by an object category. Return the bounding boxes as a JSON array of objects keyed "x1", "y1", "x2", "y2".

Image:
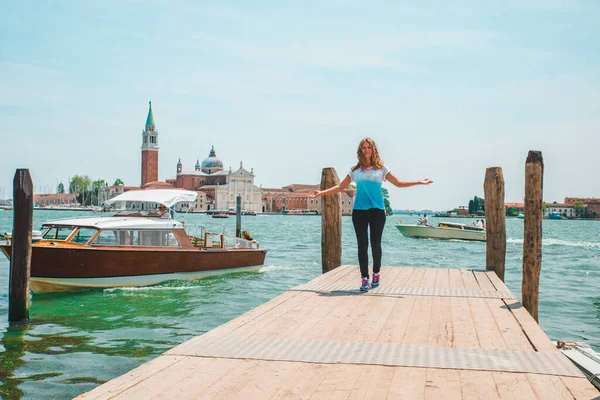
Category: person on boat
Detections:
[
  {"x1": 242, "y1": 230, "x2": 256, "y2": 243},
  {"x1": 418, "y1": 214, "x2": 429, "y2": 226},
  {"x1": 309, "y1": 137, "x2": 433, "y2": 292},
  {"x1": 158, "y1": 204, "x2": 170, "y2": 219},
  {"x1": 475, "y1": 219, "x2": 484, "y2": 229}
]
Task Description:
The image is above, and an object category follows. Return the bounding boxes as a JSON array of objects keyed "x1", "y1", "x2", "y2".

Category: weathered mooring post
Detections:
[
  {"x1": 483, "y1": 167, "x2": 506, "y2": 282},
  {"x1": 320, "y1": 168, "x2": 341, "y2": 274},
  {"x1": 9, "y1": 169, "x2": 33, "y2": 323},
  {"x1": 523, "y1": 151, "x2": 544, "y2": 322},
  {"x1": 236, "y1": 194, "x2": 242, "y2": 238}
]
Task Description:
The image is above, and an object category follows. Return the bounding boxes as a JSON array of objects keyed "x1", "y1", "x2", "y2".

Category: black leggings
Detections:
[{"x1": 352, "y1": 208, "x2": 386, "y2": 279}]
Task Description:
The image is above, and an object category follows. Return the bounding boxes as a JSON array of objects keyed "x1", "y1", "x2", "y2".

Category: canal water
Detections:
[{"x1": 0, "y1": 210, "x2": 598, "y2": 399}]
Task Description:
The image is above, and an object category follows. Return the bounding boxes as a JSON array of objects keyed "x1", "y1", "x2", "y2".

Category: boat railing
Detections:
[{"x1": 200, "y1": 231, "x2": 259, "y2": 250}]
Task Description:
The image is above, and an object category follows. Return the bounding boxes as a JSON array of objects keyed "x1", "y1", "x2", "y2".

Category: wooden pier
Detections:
[{"x1": 78, "y1": 265, "x2": 597, "y2": 399}]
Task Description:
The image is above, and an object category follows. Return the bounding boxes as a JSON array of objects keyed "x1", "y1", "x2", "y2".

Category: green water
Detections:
[{"x1": 0, "y1": 210, "x2": 598, "y2": 399}]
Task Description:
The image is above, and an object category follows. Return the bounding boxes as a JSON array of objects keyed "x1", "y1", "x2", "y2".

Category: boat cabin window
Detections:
[
  {"x1": 91, "y1": 230, "x2": 181, "y2": 247},
  {"x1": 70, "y1": 228, "x2": 98, "y2": 244},
  {"x1": 42, "y1": 226, "x2": 76, "y2": 241}
]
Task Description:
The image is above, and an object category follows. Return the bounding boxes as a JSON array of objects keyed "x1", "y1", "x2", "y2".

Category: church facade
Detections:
[
  {"x1": 134, "y1": 102, "x2": 262, "y2": 212},
  {"x1": 167, "y1": 148, "x2": 262, "y2": 213}
]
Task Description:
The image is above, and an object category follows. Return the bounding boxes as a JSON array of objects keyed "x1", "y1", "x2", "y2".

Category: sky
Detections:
[{"x1": 1, "y1": 1, "x2": 598, "y2": 210}]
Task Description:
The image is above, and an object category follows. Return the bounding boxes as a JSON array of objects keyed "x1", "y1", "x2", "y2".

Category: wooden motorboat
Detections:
[
  {"x1": 0, "y1": 190, "x2": 267, "y2": 292},
  {"x1": 395, "y1": 221, "x2": 486, "y2": 242}
]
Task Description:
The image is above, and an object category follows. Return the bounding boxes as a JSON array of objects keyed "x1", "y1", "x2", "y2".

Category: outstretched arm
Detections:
[
  {"x1": 309, "y1": 174, "x2": 352, "y2": 198},
  {"x1": 386, "y1": 172, "x2": 433, "y2": 188}
]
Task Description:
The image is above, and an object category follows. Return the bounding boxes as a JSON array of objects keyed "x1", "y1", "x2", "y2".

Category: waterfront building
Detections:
[
  {"x1": 33, "y1": 194, "x2": 78, "y2": 207},
  {"x1": 262, "y1": 184, "x2": 355, "y2": 215},
  {"x1": 565, "y1": 197, "x2": 600, "y2": 218},
  {"x1": 545, "y1": 203, "x2": 576, "y2": 218}
]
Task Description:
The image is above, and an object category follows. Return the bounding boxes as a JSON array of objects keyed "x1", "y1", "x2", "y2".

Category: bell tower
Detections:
[{"x1": 141, "y1": 101, "x2": 159, "y2": 185}]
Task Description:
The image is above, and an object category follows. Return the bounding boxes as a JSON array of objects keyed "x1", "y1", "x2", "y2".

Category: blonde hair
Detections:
[
  {"x1": 242, "y1": 230, "x2": 251, "y2": 239},
  {"x1": 352, "y1": 137, "x2": 384, "y2": 172}
]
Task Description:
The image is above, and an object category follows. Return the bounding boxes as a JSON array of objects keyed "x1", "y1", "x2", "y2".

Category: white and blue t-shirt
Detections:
[{"x1": 348, "y1": 164, "x2": 391, "y2": 210}]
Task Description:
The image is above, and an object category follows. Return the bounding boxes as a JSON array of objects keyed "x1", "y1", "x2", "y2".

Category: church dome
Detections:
[{"x1": 201, "y1": 146, "x2": 223, "y2": 173}]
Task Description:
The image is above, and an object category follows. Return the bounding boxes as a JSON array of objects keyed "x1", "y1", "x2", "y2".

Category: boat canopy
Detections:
[
  {"x1": 42, "y1": 217, "x2": 184, "y2": 230},
  {"x1": 104, "y1": 189, "x2": 198, "y2": 208}
]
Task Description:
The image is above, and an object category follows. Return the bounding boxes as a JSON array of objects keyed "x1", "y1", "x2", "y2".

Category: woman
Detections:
[{"x1": 310, "y1": 138, "x2": 433, "y2": 291}]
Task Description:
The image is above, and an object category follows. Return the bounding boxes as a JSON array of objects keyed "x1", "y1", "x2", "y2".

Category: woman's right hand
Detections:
[{"x1": 308, "y1": 190, "x2": 320, "y2": 198}]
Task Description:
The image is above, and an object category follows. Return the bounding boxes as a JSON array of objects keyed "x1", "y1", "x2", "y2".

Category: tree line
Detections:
[{"x1": 56, "y1": 177, "x2": 124, "y2": 206}]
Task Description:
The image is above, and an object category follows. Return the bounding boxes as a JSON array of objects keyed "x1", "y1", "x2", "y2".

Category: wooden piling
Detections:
[
  {"x1": 9, "y1": 169, "x2": 33, "y2": 323},
  {"x1": 483, "y1": 167, "x2": 506, "y2": 282},
  {"x1": 320, "y1": 168, "x2": 341, "y2": 274},
  {"x1": 522, "y1": 151, "x2": 544, "y2": 322},
  {"x1": 235, "y1": 195, "x2": 242, "y2": 238}
]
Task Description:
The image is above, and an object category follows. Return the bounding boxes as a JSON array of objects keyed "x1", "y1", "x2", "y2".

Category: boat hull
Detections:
[
  {"x1": 0, "y1": 245, "x2": 267, "y2": 292},
  {"x1": 395, "y1": 224, "x2": 486, "y2": 242}
]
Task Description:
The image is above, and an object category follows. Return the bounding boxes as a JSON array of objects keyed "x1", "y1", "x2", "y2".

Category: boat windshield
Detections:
[
  {"x1": 91, "y1": 229, "x2": 181, "y2": 247},
  {"x1": 70, "y1": 228, "x2": 99, "y2": 244},
  {"x1": 42, "y1": 226, "x2": 77, "y2": 241}
]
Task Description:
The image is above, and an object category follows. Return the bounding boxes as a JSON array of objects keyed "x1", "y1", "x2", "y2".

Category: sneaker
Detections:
[
  {"x1": 371, "y1": 273, "x2": 380, "y2": 288},
  {"x1": 360, "y1": 277, "x2": 370, "y2": 292}
]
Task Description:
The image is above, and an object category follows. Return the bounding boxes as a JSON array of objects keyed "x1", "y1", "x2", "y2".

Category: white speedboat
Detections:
[
  {"x1": 557, "y1": 340, "x2": 600, "y2": 391},
  {"x1": 395, "y1": 221, "x2": 486, "y2": 242}
]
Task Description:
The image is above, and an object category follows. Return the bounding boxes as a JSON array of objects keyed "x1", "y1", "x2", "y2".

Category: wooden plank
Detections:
[
  {"x1": 352, "y1": 268, "x2": 405, "y2": 342},
  {"x1": 404, "y1": 267, "x2": 426, "y2": 288},
  {"x1": 113, "y1": 357, "x2": 240, "y2": 399},
  {"x1": 486, "y1": 299, "x2": 533, "y2": 350},
  {"x1": 75, "y1": 355, "x2": 185, "y2": 399},
  {"x1": 420, "y1": 268, "x2": 438, "y2": 289},
  {"x1": 303, "y1": 293, "x2": 365, "y2": 341},
  {"x1": 434, "y1": 268, "x2": 450, "y2": 289},
  {"x1": 450, "y1": 297, "x2": 480, "y2": 348},
  {"x1": 228, "y1": 360, "x2": 302, "y2": 399},
  {"x1": 428, "y1": 296, "x2": 453, "y2": 347},
  {"x1": 138, "y1": 358, "x2": 244, "y2": 399},
  {"x1": 309, "y1": 364, "x2": 363, "y2": 400},
  {"x1": 424, "y1": 369, "x2": 462, "y2": 400},
  {"x1": 469, "y1": 297, "x2": 506, "y2": 350},
  {"x1": 329, "y1": 294, "x2": 376, "y2": 342},
  {"x1": 376, "y1": 295, "x2": 415, "y2": 343},
  {"x1": 493, "y1": 372, "x2": 537, "y2": 400},
  {"x1": 389, "y1": 266, "x2": 416, "y2": 287},
  {"x1": 347, "y1": 365, "x2": 394, "y2": 400},
  {"x1": 402, "y1": 296, "x2": 433, "y2": 345},
  {"x1": 505, "y1": 301, "x2": 558, "y2": 352},
  {"x1": 526, "y1": 374, "x2": 576, "y2": 400},
  {"x1": 270, "y1": 363, "x2": 327, "y2": 399},
  {"x1": 461, "y1": 269, "x2": 480, "y2": 290},
  {"x1": 560, "y1": 376, "x2": 600, "y2": 399},
  {"x1": 285, "y1": 291, "x2": 351, "y2": 340},
  {"x1": 388, "y1": 367, "x2": 427, "y2": 399},
  {"x1": 459, "y1": 370, "x2": 500, "y2": 400},
  {"x1": 473, "y1": 270, "x2": 497, "y2": 291},
  {"x1": 188, "y1": 359, "x2": 262, "y2": 399},
  {"x1": 448, "y1": 268, "x2": 465, "y2": 289}
]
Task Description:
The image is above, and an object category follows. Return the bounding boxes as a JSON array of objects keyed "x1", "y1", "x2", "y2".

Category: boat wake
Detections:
[{"x1": 507, "y1": 238, "x2": 600, "y2": 248}]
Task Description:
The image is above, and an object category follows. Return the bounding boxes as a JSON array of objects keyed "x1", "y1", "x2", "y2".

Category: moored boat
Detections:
[
  {"x1": 395, "y1": 221, "x2": 486, "y2": 242},
  {"x1": 282, "y1": 209, "x2": 319, "y2": 215},
  {"x1": 0, "y1": 190, "x2": 267, "y2": 293},
  {"x1": 212, "y1": 212, "x2": 229, "y2": 218},
  {"x1": 548, "y1": 212, "x2": 564, "y2": 220},
  {"x1": 557, "y1": 340, "x2": 600, "y2": 391}
]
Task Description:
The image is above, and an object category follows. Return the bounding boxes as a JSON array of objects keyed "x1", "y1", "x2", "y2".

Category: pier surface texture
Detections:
[{"x1": 78, "y1": 266, "x2": 598, "y2": 399}]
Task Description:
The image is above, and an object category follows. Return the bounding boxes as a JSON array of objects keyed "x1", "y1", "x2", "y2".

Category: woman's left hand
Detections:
[{"x1": 420, "y1": 178, "x2": 433, "y2": 185}]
